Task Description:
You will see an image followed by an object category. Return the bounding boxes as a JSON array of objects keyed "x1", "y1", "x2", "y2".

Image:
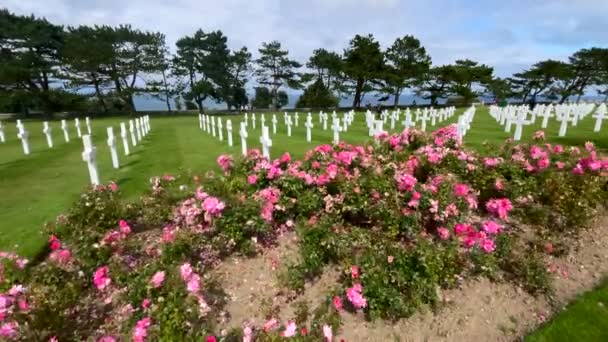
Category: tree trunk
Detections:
[
  {"x1": 559, "y1": 94, "x2": 568, "y2": 104},
  {"x1": 352, "y1": 78, "x2": 364, "y2": 109},
  {"x1": 162, "y1": 69, "x2": 172, "y2": 113},
  {"x1": 576, "y1": 93, "x2": 583, "y2": 103},
  {"x1": 195, "y1": 97, "x2": 204, "y2": 112},
  {"x1": 430, "y1": 94, "x2": 438, "y2": 107},
  {"x1": 93, "y1": 79, "x2": 108, "y2": 113},
  {"x1": 393, "y1": 89, "x2": 401, "y2": 108}
]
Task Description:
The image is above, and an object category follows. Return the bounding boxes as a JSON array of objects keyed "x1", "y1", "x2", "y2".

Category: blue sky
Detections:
[{"x1": 4, "y1": 0, "x2": 607, "y2": 78}]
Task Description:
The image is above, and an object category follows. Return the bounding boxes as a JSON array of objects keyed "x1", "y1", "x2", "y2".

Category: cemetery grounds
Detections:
[{"x1": 0, "y1": 106, "x2": 608, "y2": 340}]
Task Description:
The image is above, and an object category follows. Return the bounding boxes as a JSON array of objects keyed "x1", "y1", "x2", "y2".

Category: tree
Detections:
[
  {"x1": 173, "y1": 30, "x2": 231, "y2": 111},
  {"x1": 296, "y1": 78, "x2": 339, "y2": 108},
  {"x1": 252, "y1": 86, "x2": 288, "y2": 109},
  {"x1": 61, "y1": 25, "x2": 114, "y2": 113},
  {"x1": 382, "y1": 35, "x2": 431, "y2": 108},
  {"x1": 485, "y1": 77, "x2": 512, "y2": 103},
  {"x1": 450, "y1": 59, "x2": 493, "y2": 105},
  {"x1": 255, "y1": 41, "x2": 301, "y2": 111},
  {"x1": 417, "y1": 65, "x2": 456, "y2": 106},
  {"x1": 511, "y1": 60, "x2": 563, "y2": 104},
  {"x1": 224, "y1": 47, "x2": 251, "y2": 111},
  {"x1": 103, "y1": 25, "x2": 167, "y2": 112},
  {"x1": 0, "y1": 9, "x2": 65, "y2": 114},
  {"x1": 343, "y1": 34, "x2": 385, "y2": 109},
  {"x1": 556, "y1": 48, "x2": 608, "y2": 103},
  {"x1": 306, "y1": 48, "x2": 343, "y2": 92}
]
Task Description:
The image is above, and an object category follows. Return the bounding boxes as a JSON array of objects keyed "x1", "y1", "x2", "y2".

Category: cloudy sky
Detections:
[{"x1": 4, "y1": 0, "x2": 608, "y2": 77}]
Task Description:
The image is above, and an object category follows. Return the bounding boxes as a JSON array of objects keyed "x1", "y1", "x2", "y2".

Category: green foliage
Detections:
[
  {"x1": 343, "y1": 34, "x2": 385, "y2": 108},
  {"x1": 296, "y1": 78, "x2": 339, "y2": 108},
  {"x1": 255, "y1": 41, "x2": 301, "y2": 111}
]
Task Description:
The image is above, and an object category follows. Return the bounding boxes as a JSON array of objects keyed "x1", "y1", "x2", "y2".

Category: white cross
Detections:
[
  {"x1": 82, "y1": 135, "x2": 100, "y2": 185},
  {"x1": 593, "y1": 104, "x2": 607, "y2": 133},
  {"x1": 286, "y1": 115, "x2": 293, "y2": 137},
  {"x1": 204, "y1": 115, "x2": 210, "y2": 133},
  {"x1": 331, "y1": 118, "x2": 341, "y2": 144},
  {"x1": 260, "y1": 125, "x2": 272, "y2": 158},
  {"x1": 239, "y1": 121, "x2": 248, "y2": 157},
  {"x1": 261, "y1": 114, "x2": 266, "y2": 128},
  {"x1": 226, "y1": 119, "x2": 233, "y2": 147},
  {"x1": 74, "y1": 118, "x2": 82, "y2": 138},
  {"x1": 513, "y1": 112, "x2": 531, "y2": 141},
  {"x1": 199, "y1": 114, "x2": 203, "y2": 130},
  {"x1": 272, "y1": 114, "x2": 278, "y2": 134},
  {"x1": 43, "y1": 121, "x2": 53, "y2": 148},
  {"x1": 294, "y1": 112, "x2": 299, "y2": 127},
  {"x1": 390, "y1": 112, "x2": 396, "y2": 130},
  {"x1": 211, "y1": 116, "x2": 217, "y2": 137},
  {"x1": 0, "y1": 121, "x2": 5, "y2": 143},
  {"x1": 252, "y1": 113, "x2": 256, "y2": 129},
  {"x1": 558, "y1": 111, "x2": 570, "y2": 137},
  {"x1": 402, "y1": 113, "x2": 414, "y2": 129},
  {"x1": 61, "y1": 119, "x2": 70, "y2": 142},
  {"x1": 107, "y1": 127, "x2": 120, "y2": 169},
  {"x1": 244, "y1": 113, "x2": 249, "y2": 127},
  {"x1": 135, "y1": 118, "x2": 142, "y2": 141},
  {"x1": 85, "y1": 117, "x2": 92, "y2": 135},
  {"x1": 305, "y1": 114, "x2": 314, "y2": 143},
  {"x1": 17, "y1": 124, "x2": 30, "y2": 155},
  {"x1": 322, "y1": 114, "x2": 328, "y2": 130},
  {"x1": 129, "y1": 120, "x2": 137, "y2": 146},
  {"x1": 342, "y1": 113, "x2": 348, "y2": 132},
  {"x1": 218, "y1": 118, "x2": 224, "y2": 141},
  {"x1": 120, "y1": 122, "x2": 130, "y2": 156},
  {"x1": 420, "y1": 110, "x2": 428, "y2": 132},
  {"x1": 373, "y1": 120, "x2": 385, "y2": 136}
]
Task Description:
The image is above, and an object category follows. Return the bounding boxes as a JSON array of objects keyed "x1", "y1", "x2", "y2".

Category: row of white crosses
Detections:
[
  {"x1": 199, "y1": 110, "x2": 359, "y2": 158},
  {"x1": 489, "y1": 103, "x2": 599, "y2": 140},
  {"x1": 456, "y1": 106, "x2": 476, "y2": 138},
  {"x1": 82, "y1": 115, "x2": 151, "y2": 185}
]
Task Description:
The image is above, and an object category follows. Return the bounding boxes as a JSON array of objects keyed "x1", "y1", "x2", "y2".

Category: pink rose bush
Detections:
[{"x1": 0, "y1": 127, "x2": 606, "y2": 339}]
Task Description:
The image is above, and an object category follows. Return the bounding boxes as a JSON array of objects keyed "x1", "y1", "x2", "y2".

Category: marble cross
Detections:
[
  {"x1": 239, "y1": 121, "x2": 248, "y2": 157},
  {"x1": 43, "y1": 121, "x2": 53, "y2": 148},
  {"x1": 331, "y1": 118, "x2": 341, "y2": 144},
  {"x1": 252, "y1": 113, "x2": 256, "y2": 129},
  {"x1": 85, "y1": 117, "x2": 92, "y2": 135},
  {"x1": 218, "y1": 118, "x2": 224, "y2": 141},
  {"x1": 74, "y1": 118, "x2": 82, "y2": 138},
  {"x1": 129, "y1": 120, "x2": 138, "y2": 146},
  {"x1": 260, "y1": 125, "x2": 272, "y2": 158},
  {"x1": 305, "y1": 114, "x2": 314, "y2": 143},
  {"x1": 272, "y1": 114, "x2": 278, "y2": 134},
  {"x1": 135, "y1": 118, "x2": 142, "y2": 141},
  {"x1": 107, "y1": 127, "x2": 120, "y2": 169},
  {"x1": 120, "y1": 122, "x2": 130, "y2": 156},
  {"x1": 593, "y1": 104, "x2": 607, "y2": 133},
  {"x1": 0, "y1": 121, "x2": 5, "y2": 143},
  {"x1": 17, "y1": 123, "x2": 30, "y2": 155},
  {"x1": 61, "y1": 120, "x2": 70, "y2": 142},
  {"x1": 286, "y1": 115, "x2": 293, "y2": 137},
  {"x1": 226, "y1": 119, "x2": 233, "y2": 147},
  {"x1": 294, "y1": 112, "x2": 299, "y2": 127},
  {"x1": 211, "y1": 116, "x2": 217, "y2": 137},
  {"x1": 81, "y1": 135, "x2": 100, "y2": 185}
]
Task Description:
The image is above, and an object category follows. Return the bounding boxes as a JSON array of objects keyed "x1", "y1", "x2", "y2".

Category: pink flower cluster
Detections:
[
  {"x1": 93, "y1": 266, "x2": 111, "y2": 291},
  {"x1": 394, "y1": 172, "x2": 417, "y2": 192},
  {"x1": 217, "y1": 154, "x2": 233, "y2": 174},
  {"x1": 346, "y1": 283, "x2": 367, "y2": 309},
  {"x1": 132, "y1": 317, "x2": 152, "y2": 342},
  {"x1": 453, "y1": 222, "x2": 499, "y2": 253},
  {"x1": 485, "y1": 198, "x2": 513, "y2": 220},
  {"x1": 0, "y1": 285, "x2": 30, "y2": 340},
  {"x1": 179, "y1": 263, "x2": 210, "y2": 316},
  {"x1": 47, "y1": 235, "x2": 72, "y2": 265},
  {"x1": 101, "y1": 220, "x2": 132, "y2": 246},
  {"x1": 150, "y1": 271, "x2": 165, "y2": 288},
  {"x1": 256, "y1": 187, "x2": 281, "y2": 222}
]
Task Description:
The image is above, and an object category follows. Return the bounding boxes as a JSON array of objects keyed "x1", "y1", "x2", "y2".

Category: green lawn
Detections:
[
  {"x1": 0, "y1": 105, "x2": 607, "y2": 338},
  {"x1": 525, "y1": 279, "x2": 608, "y2": 342}
]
